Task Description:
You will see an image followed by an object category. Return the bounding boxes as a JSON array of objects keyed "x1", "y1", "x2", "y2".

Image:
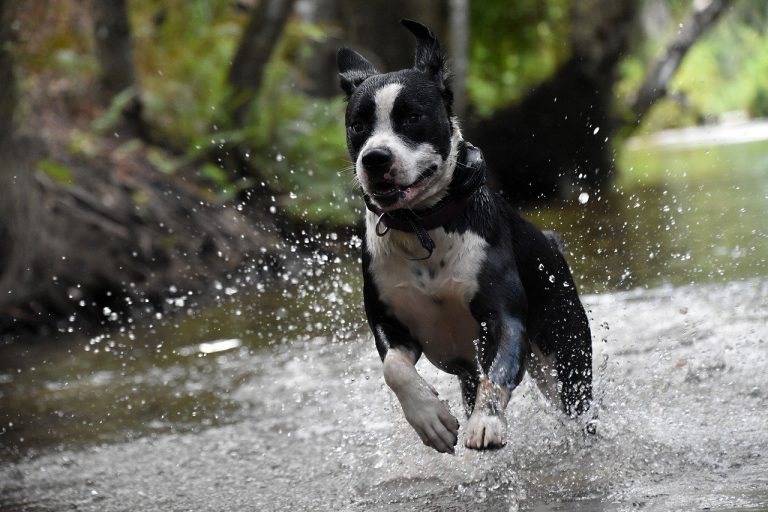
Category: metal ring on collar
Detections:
[{"x1": 375, "y1": 213, "x2": 390, "y2": 237}]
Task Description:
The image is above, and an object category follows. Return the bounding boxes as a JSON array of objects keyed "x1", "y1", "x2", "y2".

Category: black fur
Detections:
[
  {"x1": 340, "y1": 20, "x2": 593, "y2": 451},
  {"x1": 337, "y1": 47, "x2": 379, "y2": 98},
  {"x1": 361, "y1": 187, "x2": 593, "y2": 416}
]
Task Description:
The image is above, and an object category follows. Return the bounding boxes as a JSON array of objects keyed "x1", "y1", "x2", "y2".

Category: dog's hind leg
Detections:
[
  {"x1": 534, "y1": 299, "x2": 593, "y2": 418},
  {"x1": 527, "y1": 341, "x2": 563, "y2": 410}
]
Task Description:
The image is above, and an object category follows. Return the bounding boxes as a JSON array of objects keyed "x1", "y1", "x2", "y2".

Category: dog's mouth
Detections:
[{"x1": 369, "y1": 165, "x2": 438, "y2": 203}]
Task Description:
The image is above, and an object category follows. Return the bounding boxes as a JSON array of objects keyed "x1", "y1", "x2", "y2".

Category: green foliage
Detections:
[
  {"x1": 37, "y1": 159, "x2": 74, "y2": 185},
  {"x1": 467, "y1": 0, "x2": 571, "y2": 116},
  {"x1": 751, "y1": 88, "x2": 768, "y2": 118},
  {"x1": 67, "y1": 129, "x2": 99, "y2": 159},
  {"x1": 146, "y1": 147, "x2": 187, "y2": 176},
  {"x1": 618, "y1": 2, "x2": 768, "y2": 133},
  {"x1": 126, "y1": 3, "x2": 355, "y2": 223},
  {"x1": 674, "y1": 22, "x2": 768, "y2": 116},
  {"x1": 130, "y1": 0, "x2": 241, "y2": 146},
  {"x1": 201, "y1": 162, "x2": 240, "y2": 200},
  {"x1": 91, "y1": 86, "x2": 140, "y2": 133},
  {"x1": 13, "y1": 3, "x2": 97, "y2": 79},
  {"x1": 16, "y1": 0, "x2": 768, "y2": 228},
  {"x1": 241, "y1": 22, "x2": 356, "y2": 225}
]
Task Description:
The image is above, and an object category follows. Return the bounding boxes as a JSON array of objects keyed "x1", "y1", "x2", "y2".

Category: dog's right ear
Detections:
[{"x1": 337, "y1": 48, "x2": 378, "y2": 98}]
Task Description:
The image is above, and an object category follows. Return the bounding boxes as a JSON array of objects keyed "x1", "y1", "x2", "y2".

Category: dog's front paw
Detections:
[
  {"x1": 464, "y1": 411, "x2": 506, "y2": 450},
  {"x1": 399, "y1": 390, "x2": 459, "y2": 454}
]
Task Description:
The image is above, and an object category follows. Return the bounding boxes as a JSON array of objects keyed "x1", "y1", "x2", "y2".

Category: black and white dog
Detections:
[{"x1": 338, "y1": 20, "x2": 593, "y2": 453}]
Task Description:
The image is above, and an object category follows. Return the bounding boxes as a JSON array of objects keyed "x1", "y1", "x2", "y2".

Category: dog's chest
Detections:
[{"x1": 366, "y1": 219, "x2": 488, "y2": 371}]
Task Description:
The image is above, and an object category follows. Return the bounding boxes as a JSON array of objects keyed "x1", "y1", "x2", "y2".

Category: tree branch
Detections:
[
  {"x1": 630, "y1": 0, "x2": 734, "y2": 124},
  {"x1": 227, "y1": 0, "x2": 297, "y2": 128},
  {"x1": 92, "y1": 0, "x2": 148, "y2": 139}
]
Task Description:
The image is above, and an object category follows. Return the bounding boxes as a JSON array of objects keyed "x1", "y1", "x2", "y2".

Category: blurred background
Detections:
[
  {"x1": 1, "y1": 0, "x2": 767, "y2": 333},
  {"x1": 1, "y1": 1, "x2": 767, "y2": 509}
]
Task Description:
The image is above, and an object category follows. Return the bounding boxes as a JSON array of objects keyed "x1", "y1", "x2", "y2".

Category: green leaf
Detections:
[
  {"x1": 92, "y1": 86, "x2": 139, "y2": 133},
  {"x1": 37, "y1": 159, "x2": 74, "y2": 185}
]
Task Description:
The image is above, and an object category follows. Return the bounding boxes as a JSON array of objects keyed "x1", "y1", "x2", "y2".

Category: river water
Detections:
[{"x1": 1, "y1": 140, "x2": 767, "y2": 511}]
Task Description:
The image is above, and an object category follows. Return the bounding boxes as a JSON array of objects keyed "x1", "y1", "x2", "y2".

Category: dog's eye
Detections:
[
  {"x1": 403, "y1": 113, "x2": 422, "y2": 125},
  {"x1": 349, "y1": 122, "x2": 366, "y2": 134}
]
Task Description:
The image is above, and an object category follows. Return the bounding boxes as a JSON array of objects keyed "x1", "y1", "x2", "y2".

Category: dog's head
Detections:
[{"x1": 337, "y1": 19, "x2": 460, "y2": 211}]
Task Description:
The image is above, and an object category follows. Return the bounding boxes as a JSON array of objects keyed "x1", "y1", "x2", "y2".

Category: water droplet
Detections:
[{"x1": 578, "y1": 192, "x2": 590, "y2": 204}]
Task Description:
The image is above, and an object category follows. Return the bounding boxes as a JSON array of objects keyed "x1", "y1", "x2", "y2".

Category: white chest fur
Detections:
[{"x1": 365, "y1": 213, "x2": 488, "y2": 371}]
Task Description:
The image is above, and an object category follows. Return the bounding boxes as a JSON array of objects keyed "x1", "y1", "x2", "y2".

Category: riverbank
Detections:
[{"x1": 626, "y1": 117, "x2": 768, "y2": 150}]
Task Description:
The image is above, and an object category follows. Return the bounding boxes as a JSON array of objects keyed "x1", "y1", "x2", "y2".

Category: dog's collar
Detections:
[{"x1": 363, "y1": 140, "x2": 487, "y2": 260}]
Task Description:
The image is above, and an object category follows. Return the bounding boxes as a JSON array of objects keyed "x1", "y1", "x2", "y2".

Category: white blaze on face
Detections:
[{"x1": 357, "y1": 82, "x2": 459, "y2": 210}]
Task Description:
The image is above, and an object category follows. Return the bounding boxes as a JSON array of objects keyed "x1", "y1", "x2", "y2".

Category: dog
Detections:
[{"x1": 337, "y1": 20, "x2": 593, "y2": 453}]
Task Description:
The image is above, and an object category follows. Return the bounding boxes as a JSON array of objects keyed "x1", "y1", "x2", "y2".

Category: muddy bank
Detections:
[
  {"x1": 1, "y1": 279, "x2": 766, "y2": 511},
  {"x1": 0, "y1": 129, "x2": 283, "y2": 336}
]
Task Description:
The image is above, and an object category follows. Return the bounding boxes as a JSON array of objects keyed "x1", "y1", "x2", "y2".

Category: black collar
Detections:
[{"x1": 363, "y1": 140, "x2": 487, "y2": 260}]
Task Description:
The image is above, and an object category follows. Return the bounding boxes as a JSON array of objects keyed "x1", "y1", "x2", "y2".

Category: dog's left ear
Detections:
[
  {"x1": 401, "y1": 19, "x2": 452, "y2": 102},
  {"x1": 337, "y1": 47, "x2": 379, "y2": 98}
]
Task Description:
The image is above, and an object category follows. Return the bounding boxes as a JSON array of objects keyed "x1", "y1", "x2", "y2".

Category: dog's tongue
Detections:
[{"x1": 401, "y1": 185, "x2": 418, "y2": 201}]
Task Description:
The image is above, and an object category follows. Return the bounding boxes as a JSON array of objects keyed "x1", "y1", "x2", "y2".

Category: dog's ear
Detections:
[
  {"x1": 401, "y1": 19, "x2": 451, "y2": 98},
  {"x1": 337, "y1": 48, "x2": 378, "y2": 98}
]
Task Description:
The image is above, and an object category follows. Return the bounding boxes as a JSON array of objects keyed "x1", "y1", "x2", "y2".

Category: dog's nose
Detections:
[{"x1": 361, "y1": 147, "x2": 393, "y2": 173}]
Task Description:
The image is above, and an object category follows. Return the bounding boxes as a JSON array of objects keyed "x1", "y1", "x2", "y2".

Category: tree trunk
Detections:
[
  {"x1": 228, "y1": 0, "x2": 297, "y2": 128},
  {"x1": 295, "y1": 0, "x2": 341, "y2": 98},
  {"x1": 629, "y1": 0, "x2": 734, "y2": 126},
  {"x1": 91, "y1": 0, "x2": 146, "y2": 138},
  {"x1": 448, "y1": 0, "x2": 469, "y2": 120},
  {"x1": 467, "y1": 0, "x2": 639, "y2": 201},
  {"x1": 0, "y1": 2, "x2": 46, "y2": 332},
  {"x1": 0, "y1": 0, "x2": 25, "y2": 296},
  {"x1": 0, "y1": 0, "x2": 13, "y2": 144}
]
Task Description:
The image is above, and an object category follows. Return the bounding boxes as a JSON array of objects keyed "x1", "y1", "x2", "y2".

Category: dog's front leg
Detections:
[
  {"x1": 464, "y1": 313, "x2": 527, "y2": 449},
  {"x1": 383, "y1": 348, "x2": 460, "y2": 454}
]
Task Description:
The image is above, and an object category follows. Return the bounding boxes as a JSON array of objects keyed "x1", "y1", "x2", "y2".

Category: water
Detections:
[{"x1": 1, "y1": 140, "x2": 767, "y2": 511}]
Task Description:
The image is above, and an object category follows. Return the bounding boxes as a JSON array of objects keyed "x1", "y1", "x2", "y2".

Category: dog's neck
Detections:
[{"x1": 407, "y1": 117, "x2": 464, "y2": 211}]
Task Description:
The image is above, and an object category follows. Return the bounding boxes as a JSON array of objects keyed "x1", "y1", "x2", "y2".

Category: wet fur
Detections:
[{"x1": 339, "y1": 20, "x2": 593, "y2": 453}]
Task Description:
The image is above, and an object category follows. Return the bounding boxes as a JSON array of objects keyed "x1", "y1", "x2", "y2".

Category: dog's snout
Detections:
[{"x1": 361, "y1": 147, "x2": 393, "y2": 173}]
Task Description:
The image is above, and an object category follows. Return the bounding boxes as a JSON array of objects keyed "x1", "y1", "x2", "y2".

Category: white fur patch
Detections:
[
  {"x1": 464, "y1": 379, "x2": 510, "y2": 449},
  {"x1": 366, "y1": 217, "x2": 488, "y2": 371},
  {"x1": 382, "y1": 349, "x2": 459, "y2": 453}
]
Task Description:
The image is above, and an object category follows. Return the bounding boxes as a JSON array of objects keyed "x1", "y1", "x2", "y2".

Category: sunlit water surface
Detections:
[{"x1": 1, "y1": 141, "x2": 767, "y2": 511}]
